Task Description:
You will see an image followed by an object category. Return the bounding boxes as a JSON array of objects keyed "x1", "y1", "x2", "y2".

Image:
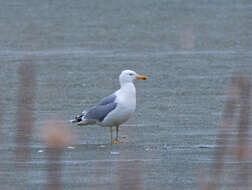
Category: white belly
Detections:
[
  {"x1": 99, "y1": 82, "x2": 136, "y2": 127},
  {"x1": 102, "y1": 102, "x2": 135, "y2": 126}
]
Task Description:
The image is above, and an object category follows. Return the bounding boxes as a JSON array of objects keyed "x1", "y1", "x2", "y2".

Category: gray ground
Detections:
[{"x1": 0, "y1": 0, "x2": 252, "y2": 189}]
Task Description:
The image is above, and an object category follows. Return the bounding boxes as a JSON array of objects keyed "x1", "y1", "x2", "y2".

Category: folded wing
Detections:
[{"x1": 73, "y1": 93, "x2": 117, "y2": 125}]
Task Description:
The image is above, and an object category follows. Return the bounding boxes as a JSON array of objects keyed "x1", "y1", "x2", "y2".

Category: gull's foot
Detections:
[
  {"x1": 113, "y1": 139, "x2": 123, "y2": 144},
  {"x1": 121, "y1": 135, "x2": 128, "y2": 139}
]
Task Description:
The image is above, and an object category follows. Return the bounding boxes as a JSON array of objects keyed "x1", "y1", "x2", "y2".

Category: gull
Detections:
[{"x1": 70, "y1": 70, "x2": 147, "y2": 144}]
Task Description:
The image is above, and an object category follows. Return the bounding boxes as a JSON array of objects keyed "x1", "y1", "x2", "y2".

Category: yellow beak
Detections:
[{"x1": 136, "y1": 75, "x2": 147, "y2": 80}]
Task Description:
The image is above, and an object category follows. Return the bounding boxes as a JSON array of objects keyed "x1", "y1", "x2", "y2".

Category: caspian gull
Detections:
[{"x1": 70, "y1": 70, "x2": 147, "y2": 144}]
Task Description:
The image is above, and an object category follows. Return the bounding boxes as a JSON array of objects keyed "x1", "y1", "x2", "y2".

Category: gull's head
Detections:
[{"x1": 119, "y1": 70, "x2": 147, "y2": 86}]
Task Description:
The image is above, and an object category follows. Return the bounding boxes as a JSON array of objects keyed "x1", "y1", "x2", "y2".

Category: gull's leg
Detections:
[
  {"x1": 114, "y1": 126, "x2": 122, "y2": 144},
  {"x1": 116, "y1": 126, "x2": 119, "y2": 140},
  {"x1": 110, "y1": 127, "x2": 114, "y2": 144}
]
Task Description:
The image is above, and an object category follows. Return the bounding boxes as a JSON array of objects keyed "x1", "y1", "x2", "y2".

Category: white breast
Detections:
[{"x1": 102, "y1": 83, "x2": 136, "y2": 126}]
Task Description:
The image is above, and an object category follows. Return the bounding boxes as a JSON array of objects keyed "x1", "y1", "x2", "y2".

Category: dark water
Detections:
[{"x1": 0, "y1": 0, "x2": 252, "y2": 189}]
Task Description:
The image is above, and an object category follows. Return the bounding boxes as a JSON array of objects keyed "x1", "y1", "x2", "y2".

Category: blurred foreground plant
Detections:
[
  {"x1": 42, "y1": 120, "x2": 75, "y2": 190},
  {"x1": 15, "y1": 62, "x2": 36, "y2": 165},
  {"x1": 200, "y1": 75, "x2": 251, "y2": 190}
]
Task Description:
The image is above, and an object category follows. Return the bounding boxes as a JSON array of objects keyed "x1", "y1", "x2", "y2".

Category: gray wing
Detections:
[
  {"x1": 83, "y1": 93, "x2": 117, "y2": 122},
  {"x1": 84, "y1": 102, "x2": 117, "y2": 122},
  {"x1": 71, "y1": 94, "x2": 117, "y2": 124},
  {"x1": 98, "y1": 94, "x2": 116, "y2": 105}
]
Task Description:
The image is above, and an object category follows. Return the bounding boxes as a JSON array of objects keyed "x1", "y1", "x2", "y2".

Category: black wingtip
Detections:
[{"x1": 70, "y1": 114, "x2": 83, "y2": 123}]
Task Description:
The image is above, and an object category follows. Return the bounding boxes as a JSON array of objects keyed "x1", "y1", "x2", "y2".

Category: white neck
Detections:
[
  {"x1": 119, "y1": 79, "x2": 130, "y2": 87},
  {"x1": 120, "y1": 82, "x2": 136, "y2": 96}
]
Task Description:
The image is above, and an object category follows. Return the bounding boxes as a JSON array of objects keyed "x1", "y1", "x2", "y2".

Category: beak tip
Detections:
[{"x1": 136, "y1": 75, "x2": 147, "y2": 80}]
